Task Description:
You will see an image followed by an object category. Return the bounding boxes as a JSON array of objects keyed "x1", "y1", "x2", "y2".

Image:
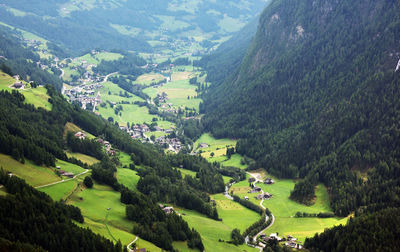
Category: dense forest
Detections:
[
  {"x1": 201, "y1": 0, "x2": 400, "y2": 216},
  {"x1": 304, "y1": 208, "x2": 400, "y2": 252}
]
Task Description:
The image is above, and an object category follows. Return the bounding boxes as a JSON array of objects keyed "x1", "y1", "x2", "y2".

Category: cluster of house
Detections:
[
  {"x1": 260, "y1": 234, "x2": 303, "y2": 250},
  {"x1": 154, "y1": 135, "x2": 182, "y2": 153},
  {"x1": 56, "y1": 166, "x2": 74, "y2": 178},
  {"x1": 159, "y1": 204, "x2": 174, "y2": 214},
  {"x1": 247, "y1": 186, "x2": 273, "y2": 200},
  {"x1": 157, "y1": 92, "x2": 168, "y2": 103},
  {"x1": 64, "y1": 85, "x2": 102, "y2": 111},
  {"x1": 120, "y1": 124, "x2": 150, "y2": 140},
  {"x1": 97, "y1": 138, "x2": 116, "y2": 155}
]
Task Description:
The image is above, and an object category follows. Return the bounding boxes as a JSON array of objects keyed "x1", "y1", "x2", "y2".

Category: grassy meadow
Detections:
[
  {"x1": 38, "y1": 179, "x2": 78, "y2": 201},
  {"x1": 0, "y1": 154, "x2": 61, "y2": 187},
  {"x1": 66, "y1": 152, "x2": 100, "y2": 165},
  {"x1": 230, "y1": 173, "x2": 348, "y2": 242},
  {"x1": 0, "y1": 70, "x2": 52, "y2": 110}
]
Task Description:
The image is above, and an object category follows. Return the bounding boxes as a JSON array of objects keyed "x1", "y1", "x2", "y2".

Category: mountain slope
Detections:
[
  {"x1": 0, "y1": 0, "x2": 268, "y2": 54},
  {"x1": 202, "y1": 0, "x2": 400, "y2": 215}
]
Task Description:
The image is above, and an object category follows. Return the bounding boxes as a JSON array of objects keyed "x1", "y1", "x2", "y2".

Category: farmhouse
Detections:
[
  {"x1": 59, "y1": 170, "x2": 74, "y2": 178},
  {"x1": 199, "y1": 143, "x2": 209, "y2": 149},
  {"x1": 250, "y1": 186, "x2": 262, "y2": 193},
  {"x1": 13, "y1": 82, "x2": 25, "y2": 89},
  {"x1": 256, "y1": 192, "x2": 272, "y2": 200},
  {"x1": 162, "y1": 206, "x2": 174, "y2": 214},
  {"x1": 74, "y1": 131, "x2": 87, "y2": 139},
  {"x1": 264, "y1": 178, "x2": 275, "y2": 184},
  {"x1": 248, "y1": 177, "x2": 256, "y2": 183},
  {"x1": 269, "y1": 233, "x2": 282, "y2": 241}
]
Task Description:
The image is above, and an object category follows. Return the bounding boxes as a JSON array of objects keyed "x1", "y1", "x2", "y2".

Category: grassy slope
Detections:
[
  {"x1": 116, "y1": 168, "x2": 140, "y2": 192},
  {"x1": 66, "y1": 152, "x2": 100, "y2": 165},
  {"x1": 55, "y1": 159, "x2": 86, "y2": 175},
  {"x1": 178, "y1": 204, "x2": 258, "y2": 252},
  {"x1": 134, "y1": 73, "x2": 165, "y2": 85},
  {"x1": 231, "y1": 175, "x2": 348, "y2": 242},
  {"x1": 0, "y1": 71, "x2": 52, "y2": 110},
  {"x1": 63, "y1": 122, "x2": 96, "y2": 139},
  {"x1": 0, "y1": 153, "x2": 61, "y2": 187},
  {"x1": 38, "y1": 179, "x2": 77, "y2": 201}
]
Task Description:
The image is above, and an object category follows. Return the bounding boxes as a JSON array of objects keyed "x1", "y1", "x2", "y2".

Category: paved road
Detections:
[
  {"x1": 246, "y1": 172, "x2": 276, "y2": 251},
  {"x1": 35, "y1": 169, "x2": 89, "y2": 189},
  {"x1": 102, "y1": 72, "x2": 118, "y2": 83},
  {"x1": 127, "y1": 236, "x2": 139, "y2": 252}
]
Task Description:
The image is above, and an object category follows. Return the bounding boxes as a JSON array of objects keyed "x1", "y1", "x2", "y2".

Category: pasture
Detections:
[
  {"x1": 69, "y1": 181, "x2": 162, "y2": 250},
  {"x1": 116, "y1": 168, "x2": 140, "y2": 192},
  {"x1": 134, "y1": 73, "x2": 165, "y2": 85},
  {"x1": 55, "y1": 159, "x2": 86, "y2": 175},
  {"x1": 0, "y1": 154, "x2": 61, "y2": 187},
  {"x1": 230, "y1": 173, "x2": 348, "y2": 242},
  {"x1": 212, "y1": 154, "x2": 248, "y2": 170},
  {"x1": 66, "y1": 152, "x2": 100, "y2": 165},
  {"x1": 179, "y1": 207, "x2": 258, "y2": 252},
  {"x1": 38, "y1": 179, "x2": 78, "y2": 201},
  {"x1": 0, "y1": 71, "x2": 52, "y2": 110}
]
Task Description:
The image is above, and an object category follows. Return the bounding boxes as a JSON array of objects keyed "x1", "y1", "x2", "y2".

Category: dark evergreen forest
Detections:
[{"x1": 201, "y1": 0, "x2": 400, "y2": 216}]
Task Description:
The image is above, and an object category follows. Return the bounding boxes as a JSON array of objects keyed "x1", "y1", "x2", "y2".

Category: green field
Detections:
[
  {"x1": 179, "y1": 206, "x2": 258, "y2": 252},
  {"x1": 56, "y1": 159, "x2": 86, "y2": 175},
  {"x1": 134, "y1": 73, "x2": 165, "y2": 85},
  {"x1": 0, "y1": 71, "x2": 52, "y2": 110},
  {"x1": 38, "y1": 179, "x2": 78, "y2": 201},
  {"x1": 195, "y1": 133, "x2": 236, "y2": 152},
  {"x1": 66, "y1": 152, "x2": 100, "y2": 165},
  {"x1": 68, "y1": 182, "x2": 134, "y2": 242},
  {"x1": 0, "y1": 154, "x2": 61, "y2": 187},
  {"x1": 116, "y1": 168, "x2": 140, "y2": 192},
  {"x1": 212, "y1": 154, "x2": 248, "y2": 170},
  {"x1": 230, "y1": 174, "x2": 348, "y2": 242}
]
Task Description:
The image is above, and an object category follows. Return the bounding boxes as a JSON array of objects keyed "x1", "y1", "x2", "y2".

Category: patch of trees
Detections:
[
  {"x1": 295, "y1": 212, "x2": 335, "y2": 218},
  {"x1": 304, "y1": 208, "x2": 400, "y2": 252},
  {"x1": 168, "y1": 154, "x2": 225, "y2": 193},
  {"x1": 232, "y1": 195, "x2": 263, "y2": 215},
  {"x1": 217, "y1": 166, "x2": 246, "y2": 182},
  {"x1": 230, "y1": 228, "x2": 244, "y2": 245},
  {"x1": 66, "y1": 132, "x2": 105, "y2": 160},
  {"x1": 243, "y1": 208, "x2": 272, "y2": 240},
  {"x1": 93, "y1": 54, "x2": 146, "y2": 76},
  {"x1": 108, "y1": 76, "x2": 149, "y2": 100},
  {"x1": 201, "y1": 0, "x2": 400, "y2": 217},
  {"x1": 0, "y1": 169, "x2": 122, "y2": 252},
  {"x1": 172, "y1": 57, "x2": 191, "y2": 66}
]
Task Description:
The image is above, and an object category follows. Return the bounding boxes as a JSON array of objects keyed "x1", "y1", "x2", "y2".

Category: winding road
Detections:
[
  {"x1": 127, "y1": 236, "x2": 139, "y2": 252},
  {"x1": 235, "y1": 172, "x2": 275, "y2": 251}
]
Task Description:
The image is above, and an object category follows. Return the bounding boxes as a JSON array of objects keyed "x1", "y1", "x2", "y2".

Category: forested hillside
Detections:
[
  {"x1": 0, "y1": 0, "x2": 267, "y2": 54},
  {"x1": 195, "y1": 16, "x2": 259, "y2": 87},
  {"x1": 201, "y1": 0, "x2": 400, "y2": 216},
  {"x1": 0, "y1": 26, "x2": 63, "y2": 90}
]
